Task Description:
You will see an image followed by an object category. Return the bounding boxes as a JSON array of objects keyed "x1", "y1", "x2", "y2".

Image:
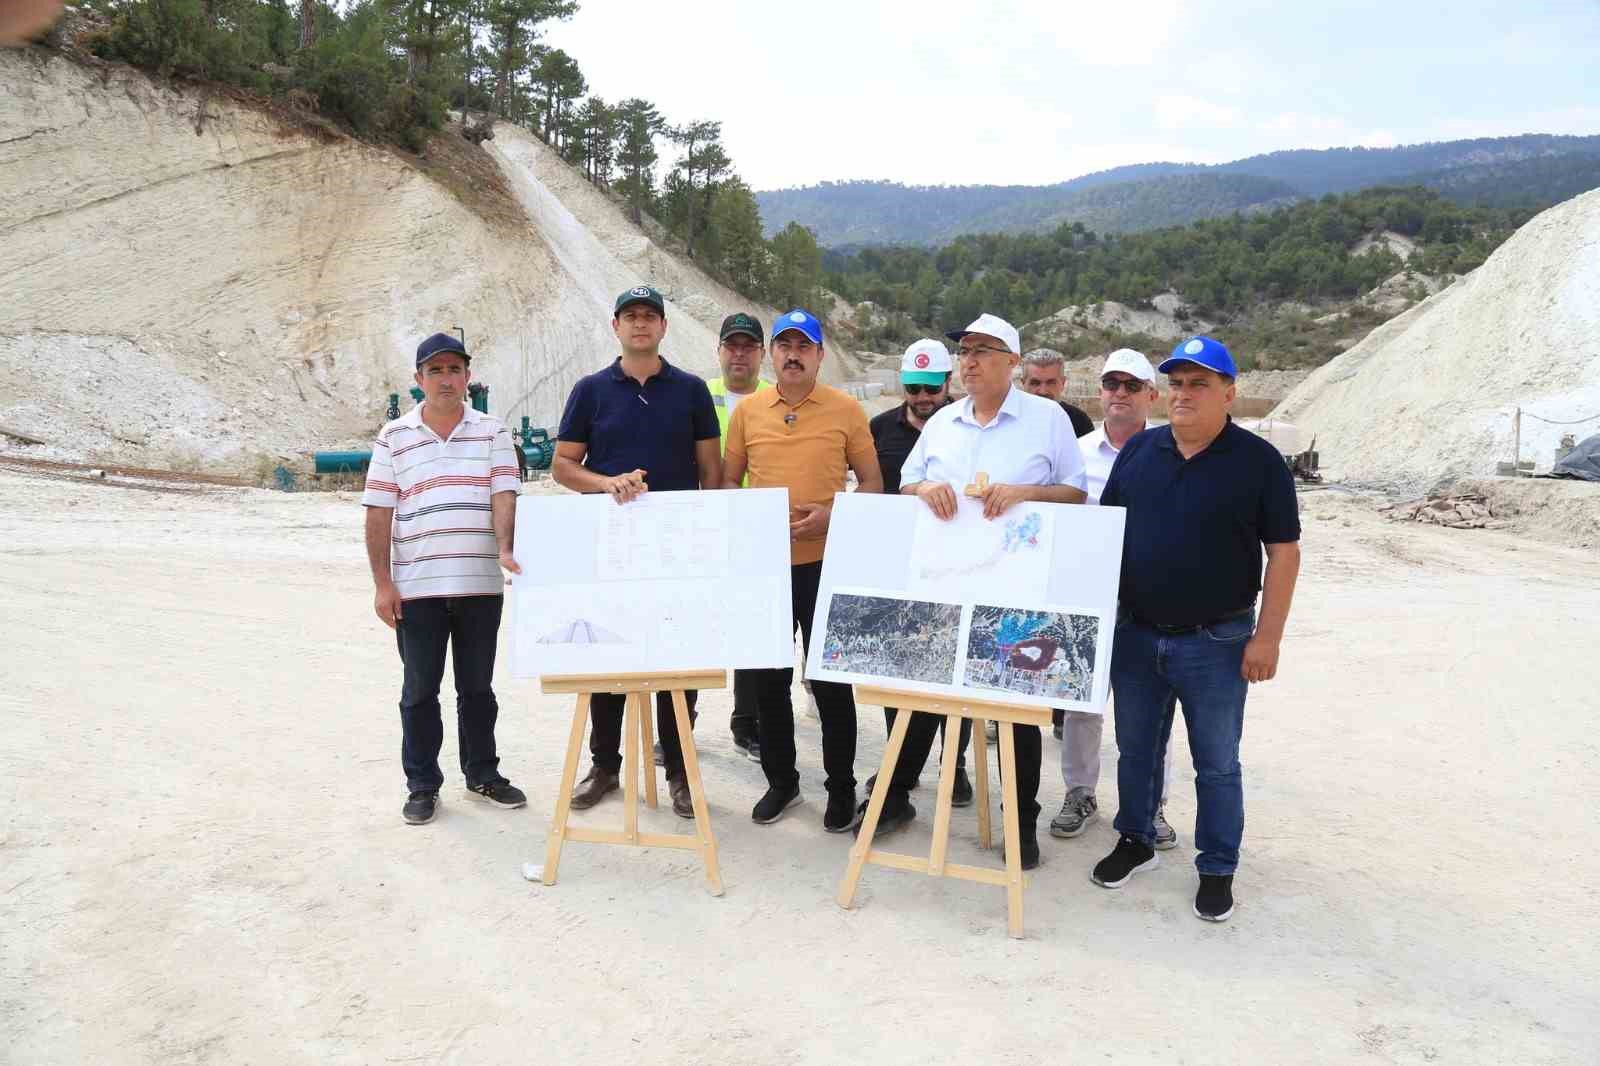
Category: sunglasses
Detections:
[
  {"x1": 1101, "y1": 377, "x2": 1147, "y2": 394},
  {"x1": 904, "y1": 383, "x2": 944, "y2": 395}
]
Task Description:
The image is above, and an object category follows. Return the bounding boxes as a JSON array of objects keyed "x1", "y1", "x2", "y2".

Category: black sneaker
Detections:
[
  {"x1": 950, "y1": 767, "x2": 974, "y2": 808},
  {"x1": 732, "y1": 733, "x2": 761, "y2": 762},
  {"x1": 1194, "y1": 874, "x2": 1235, "y2": 922},
  {"x1": 751, "y1": 782, "x2": 801, "y2": 824},
  {"x1": 466, "y1": 779, "x2": 526, "y2": 809},
  {"x1": 852, "y1": 791, "x2": 914, "y2": 837},
  {"x1": 824, "y1": 789, "x2": 858, "y2": 833},
  {"x1": 403, "y1": 790, "x2": 438, "y2": 825},
  {"x1": 1091, "y1": 834, "x2": 1159, "y2": 888},
  {"x1": 865, "y1": 772, "x2": 919, "y2": 793}
]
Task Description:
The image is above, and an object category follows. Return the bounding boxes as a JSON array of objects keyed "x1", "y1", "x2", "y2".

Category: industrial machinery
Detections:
[{"x1": 312, "y1": 382, "x2": 552, "y2": 480}]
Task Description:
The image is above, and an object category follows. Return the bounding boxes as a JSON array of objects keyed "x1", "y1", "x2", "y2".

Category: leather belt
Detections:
[{"x1": 1132, "y1": 605, "x2": 1254, "y2": 636}]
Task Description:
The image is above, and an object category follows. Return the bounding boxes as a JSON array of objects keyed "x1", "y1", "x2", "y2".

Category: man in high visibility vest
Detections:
[{"x1": 712, "y1": 313, "x2": 772, "y2": 761}]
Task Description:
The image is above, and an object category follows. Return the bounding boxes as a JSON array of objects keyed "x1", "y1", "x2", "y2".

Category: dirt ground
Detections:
[{"x1": 1, "y1": 466, "x2": 1596, "y2": 1065}]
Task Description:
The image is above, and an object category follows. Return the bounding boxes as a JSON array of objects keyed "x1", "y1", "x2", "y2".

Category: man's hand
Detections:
[
  {"x1": 1241, "y1": 634, "x2": 1281, "y2": 682},
  {"x1": 915, "y1": 481, "x2": 958, "y2": 520},
  {"x1": 790, "y1": 502, "x2": 831, "y2": 541},
  {"x1": 375, "y1": 580, "x2": 404, "y2": 629},
  {"x1": 604, "y1": 469, "x2": 647, "y2": 504},
  {"x1": 980, "y1": 482, "x2": 1030, "y2": 520},
  {"x1": 498, "y1": 549, "x2": 521, "y2": 577}
]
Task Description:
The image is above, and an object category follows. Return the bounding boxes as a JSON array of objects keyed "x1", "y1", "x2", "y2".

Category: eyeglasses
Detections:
[
  {"x1": 1101, "y1": 377, "x2": 1146, "y2": 394},
  {"x1": 903, "y1": 383, "x2": 943, "y2": 395},
  {"x1": 956, "y1": 345, "x2": 1011, "y2": 360}
]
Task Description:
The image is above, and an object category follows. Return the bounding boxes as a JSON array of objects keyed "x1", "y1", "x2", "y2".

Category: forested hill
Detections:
[{"x1": 757, "y1": 134, "x2": 1600, "y2": 246}]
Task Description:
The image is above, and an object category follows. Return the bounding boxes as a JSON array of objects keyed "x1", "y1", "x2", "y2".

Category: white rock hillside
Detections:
[
  {"x1": 0, "y1": 49, "x2": 836, "y2": 471},
  {"x1": 1272, "y1": 187, "x2": 1600, "y2": 489}
]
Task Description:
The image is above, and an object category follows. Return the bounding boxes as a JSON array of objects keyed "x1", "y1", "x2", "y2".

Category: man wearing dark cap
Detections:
[
  {"x1": 1090, "y1": 336, "x2": 1301, "y2": 923},
  {"x1": 710, "y1": 312, "x2": 773, "y2": 761},
  {"x1": 363, "y1": 332, "x2": 527, "y2": 825},
  {"x1": 553, "y1": 286, "x2": 724, "y2": 819}
]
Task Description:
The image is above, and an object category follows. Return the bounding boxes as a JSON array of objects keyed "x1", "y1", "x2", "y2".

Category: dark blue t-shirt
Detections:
[
  {"x1": 557, "y1": 356, "x2": 720, "y2": 492},
  {"x1": 1101, "y1": 419, "x2": 1301, "y2": 627}
]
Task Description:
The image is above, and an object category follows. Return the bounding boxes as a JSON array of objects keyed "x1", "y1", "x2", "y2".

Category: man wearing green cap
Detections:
[{"x1": 710, "y1": 312, "x2": 773, "y2": 761}]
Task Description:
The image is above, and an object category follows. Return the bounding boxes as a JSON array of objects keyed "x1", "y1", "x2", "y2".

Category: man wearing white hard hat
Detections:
[
  {"x1": 1051, "y1": 349, "x2": 1178, "y2": 846},
  {"x1": 867, "y1": 339, "x2": 973, "y2": 806},
  {"x1": 878, "y1": 313, "x2": 1087, "y2": 869}
]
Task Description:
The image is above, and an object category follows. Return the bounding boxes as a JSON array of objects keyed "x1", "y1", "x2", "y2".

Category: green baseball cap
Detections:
[
  {"x1": 614, "y1": 285, "x2": 665, "y2": 315},
  {"x1": 719, "y1": 312, "x2": 764, "y2": 344}
]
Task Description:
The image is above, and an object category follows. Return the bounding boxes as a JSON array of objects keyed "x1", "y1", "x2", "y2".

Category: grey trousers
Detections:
[{"x1": 1061, "y1": 708, "x2": 1173, "y2": 800}]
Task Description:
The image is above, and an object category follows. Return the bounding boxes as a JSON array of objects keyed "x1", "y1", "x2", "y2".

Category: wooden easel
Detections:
[
  {"x1": 838, "y1": 685, "x2": 1053, "y2": 938},
  {"x1": 536, "y1": 670, "x2": 726, "y2": 896}
]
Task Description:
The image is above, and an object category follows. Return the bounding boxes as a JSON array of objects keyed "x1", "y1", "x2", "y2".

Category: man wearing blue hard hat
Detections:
[{"x1": 1090, "y1": 336, "x2": 1301, "y2": 923}]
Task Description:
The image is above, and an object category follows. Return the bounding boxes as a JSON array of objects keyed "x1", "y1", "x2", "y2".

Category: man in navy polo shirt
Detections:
[
  {"x1": 553, "y1": 285, "x2": 723, "y2": 819},
  {"x1": 1090, "y1": 336, "x2": 1301, "y2": 923}
]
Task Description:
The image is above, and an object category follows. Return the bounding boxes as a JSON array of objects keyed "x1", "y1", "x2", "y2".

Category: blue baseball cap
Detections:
[
  {"x1": 416, "y1": 332, "x2": 469, "y2": 368},
  {"x1": 772, "y1": 308, "x2": 823, "y2": 345},
  {"x1": 1159, "y1": 336, "x2": 1237, "y2": 378}
]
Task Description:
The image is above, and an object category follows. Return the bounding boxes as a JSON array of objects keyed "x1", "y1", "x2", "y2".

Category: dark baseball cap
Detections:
[
  {"x1": 614, "y1": 285, "x2": 666, "y2": 315},
  {"x1": 416, "y1": 332, "x2": 469, "y2": 368},
  {"x1": 719, "y1": 312, "x2": 764, "y2": 344}
]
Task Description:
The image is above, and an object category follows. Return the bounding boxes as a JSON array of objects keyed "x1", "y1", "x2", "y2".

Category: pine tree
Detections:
[{"x1": 613, "y1": 97, "x2": 663, "y2": 224}]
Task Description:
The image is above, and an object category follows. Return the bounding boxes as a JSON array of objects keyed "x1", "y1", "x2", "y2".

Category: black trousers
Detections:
[
  {"x1": 729, "y1": 670, "x2": 760, "y2": 743},
  {"x1": 394, "y1": 594, "x2": 504, "y2": 793},
  {"x1": 742, "y1": 560, "x2": 857, "y2": 795},
  {"x1": 884, "y1": 707, "x2": 970, "y2": 772},
  {"x1": 589, "y1": 690, "x2": 699, "y2": 780},
  {"x1": 889, "y1": 714, "x2": 1041, "y2": 829}
]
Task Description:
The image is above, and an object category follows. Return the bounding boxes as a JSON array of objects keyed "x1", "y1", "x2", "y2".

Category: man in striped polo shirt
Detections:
[{"x1": 363, "y1": 332, "x2": 527, "y2": 826}]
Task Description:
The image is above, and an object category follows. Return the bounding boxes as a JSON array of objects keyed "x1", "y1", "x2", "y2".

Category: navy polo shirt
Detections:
[
  {"x1": 1101, "y1": 419, "x2": 1300, "y2": 627},
  {"x1": 557, "y1": 356, "x2": 720, "y2": 491}
]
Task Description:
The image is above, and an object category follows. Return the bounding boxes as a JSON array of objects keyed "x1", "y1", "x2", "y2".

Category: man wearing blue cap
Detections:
[
  {"x1": 1090, "y1": 336, "x2": 1301, "y2": 923},
  {"x1": 723, "y1": 309, "x2": 883, "y2": 832},
  {"x1": 553, "y1": 286, "x2": 724, "y2": 820},
  {"x1": 363, "y1": 331, "x2": 527, "y2": 825}
]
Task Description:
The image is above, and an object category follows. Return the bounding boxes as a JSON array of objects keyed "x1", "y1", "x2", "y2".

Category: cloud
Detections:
[{"x1": 1154, "y1": 95, "x2": 1239, "y2": 130}]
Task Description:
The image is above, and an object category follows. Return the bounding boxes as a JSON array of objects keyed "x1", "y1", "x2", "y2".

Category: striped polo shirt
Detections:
[{"x1": 361, "y1": 403, "x2": 522, "y2": 600}]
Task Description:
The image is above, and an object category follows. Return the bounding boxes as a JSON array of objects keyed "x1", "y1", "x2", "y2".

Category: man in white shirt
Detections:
[
  {"x1": 1051, "y1": 348, "x2": 1177, "y2": 846},
  {"x1": 877, "y1": 313, "x2": 1087, "y2": 870}
]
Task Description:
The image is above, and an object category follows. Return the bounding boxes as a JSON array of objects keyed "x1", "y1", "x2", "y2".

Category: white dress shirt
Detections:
[
  {"x1": 1078, "y1": 422, "x2": 1149, "y2": 504},
  {"x1": 901, "y1": 386, "x2": 1088, "y2": 491}
]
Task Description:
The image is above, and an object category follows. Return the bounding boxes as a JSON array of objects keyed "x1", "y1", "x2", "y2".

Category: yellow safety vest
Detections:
[{"x1": 707, "y1": 375, "x2": 771, "y2": 487}]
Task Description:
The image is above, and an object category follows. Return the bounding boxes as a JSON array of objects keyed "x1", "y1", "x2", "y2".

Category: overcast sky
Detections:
[{"x1": 542, "y1": 0, "x2": 1600, "y2": 190}]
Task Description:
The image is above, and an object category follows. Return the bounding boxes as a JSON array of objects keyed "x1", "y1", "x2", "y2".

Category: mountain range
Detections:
[{"x1": 755, "y1": 135, "x2": 1600, "y2": 247}]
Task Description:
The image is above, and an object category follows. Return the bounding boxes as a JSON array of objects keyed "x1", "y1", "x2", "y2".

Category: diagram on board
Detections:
[
  {"x1": 962, "y1": 605, "x2": 1099, "y2": 702},
  {"x1": 908, "y1": 500, "x2": 1055, "y2": 601},
  {"x1": 820, "y1": 591, "x2": 962, "y2": 685}
]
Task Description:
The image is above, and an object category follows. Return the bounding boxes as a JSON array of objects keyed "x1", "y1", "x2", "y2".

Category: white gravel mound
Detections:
[{"x1": 1272, "y1": 188, "x2": 1600, "y2": 489}]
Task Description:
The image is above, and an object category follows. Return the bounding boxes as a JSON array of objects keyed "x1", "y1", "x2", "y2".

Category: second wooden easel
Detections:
[
  {"x1": 837, "y1": 685, "x2": 1053, "y2": 938},
  {"x1": 535, "y1": 670, "x2": 726, "y2": 896}
]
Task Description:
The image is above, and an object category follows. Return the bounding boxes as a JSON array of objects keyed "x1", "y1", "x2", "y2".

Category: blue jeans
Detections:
[
  {"x1": 395, "y1": 595, "x2": 505, "y2": 793},
  {"x1": 1111, "y1": 611, "x2": 1253, "y2": 875}
]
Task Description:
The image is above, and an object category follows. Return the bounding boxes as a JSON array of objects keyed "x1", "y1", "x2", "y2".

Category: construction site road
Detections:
[{"x1": 1, "y1": 468, "x2": 1595, "y2": 1065}]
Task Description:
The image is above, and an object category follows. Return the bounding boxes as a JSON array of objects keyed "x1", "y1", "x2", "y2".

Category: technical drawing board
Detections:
[
  {"x1": 509, "y1": 489, "x2": 793, "y2": 682},
  {"x1": 806, "y1": 493, "x2": 1125, "y2": 713}
]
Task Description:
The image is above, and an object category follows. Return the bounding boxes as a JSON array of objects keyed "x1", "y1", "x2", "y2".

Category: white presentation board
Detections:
[
  {"x1": 805, "y1": 493, "x2": 1125, "y2": 713},
  {"x1": 509, "y1": 488, "x2": 794, "y2": 682}
]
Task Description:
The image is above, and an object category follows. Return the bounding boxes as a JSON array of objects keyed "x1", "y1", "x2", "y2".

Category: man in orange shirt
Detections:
[{"x1": 723, "y1": 309, "x2": 883, "y2": 832}]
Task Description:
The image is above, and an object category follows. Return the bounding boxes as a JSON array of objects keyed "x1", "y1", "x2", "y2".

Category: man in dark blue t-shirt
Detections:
[
  {"x1": 1090, "y1": 336, "x2": 1301, "y2": 924},
  {"x1": 552, "y1": 285, "x2": 723, "y2": 820}
]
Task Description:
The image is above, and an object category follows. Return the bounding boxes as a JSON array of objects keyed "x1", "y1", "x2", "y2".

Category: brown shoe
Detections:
[
  {"x1": 570, "y1": 767, "x2": 619, "y2": 810},
  {"x1": 669, "y1": 778, "x2": 695, "y2": 819}
]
